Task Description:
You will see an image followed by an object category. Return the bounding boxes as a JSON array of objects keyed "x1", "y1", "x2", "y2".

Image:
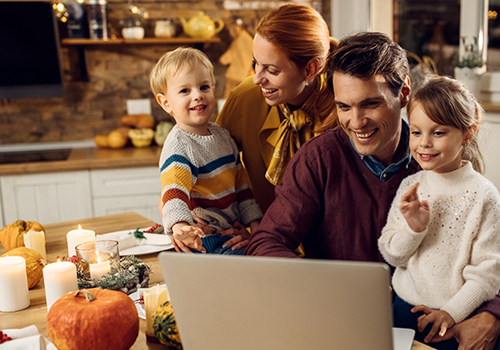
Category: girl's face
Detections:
[
  {"x1": 252, "y1": 34, "x2": 311, "y2": 107},
  {"x1": 157, "y1": 65, "x2": 215, "y2": 136},
  {"x1": 409, "y1": 102, "x2": 468, "y2": 173}
]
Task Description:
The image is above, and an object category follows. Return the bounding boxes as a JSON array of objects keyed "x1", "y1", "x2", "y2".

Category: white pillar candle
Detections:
[
  {"x1": 43, "y1": 260, "x2": 78, "y2": 311},
  {"x1": 89, "y1": 252, "x2": 110, "y2": 279},
  {"x1": 67, "y1": 225, "x2": 95, "y2": 257},
  {"x1": 24, "y1": 230, "x2": 47, "y2": 260},
  {"x1": 143, "y1": 284, "x2": 169, "y2": 338},
  {"x1": 0, "y1": 256, "x2": 30, "y2": 312}
]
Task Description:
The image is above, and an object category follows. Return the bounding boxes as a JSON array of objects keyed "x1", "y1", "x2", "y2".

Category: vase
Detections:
[{"x1": 454, "y1": 67, "x2": 486, "y2": 97}]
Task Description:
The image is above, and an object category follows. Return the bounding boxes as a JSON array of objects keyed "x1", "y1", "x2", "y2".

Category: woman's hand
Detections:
[
  {"x1": 220, "y1": 221, "x2": 251, "y2": 251},
  {"x1": 412, "y1": 305, "x2": 455, "y2": 343},
  {"x1": 400, "y1": 182, "x2": 430, "y2": 232}
]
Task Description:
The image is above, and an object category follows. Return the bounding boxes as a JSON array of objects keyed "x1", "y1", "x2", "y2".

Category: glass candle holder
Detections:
[{"x1": 75, "y1": 240, "x2": 119, "y2": 279}]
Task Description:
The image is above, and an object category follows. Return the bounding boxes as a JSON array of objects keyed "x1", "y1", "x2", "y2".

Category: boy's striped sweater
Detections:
[{"x1": 159, "y1": 123, "x2": 263, "y2": 236}]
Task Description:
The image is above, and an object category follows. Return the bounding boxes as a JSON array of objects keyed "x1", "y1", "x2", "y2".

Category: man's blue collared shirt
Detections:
[{"x1": 350, "y1": 119, "x2": 412, "y2": 182}]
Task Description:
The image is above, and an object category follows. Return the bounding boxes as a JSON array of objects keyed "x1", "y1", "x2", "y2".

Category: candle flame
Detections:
[
  {"x1": 57, "y1": 258, "x2": 61, "y2": 262},
  {"x1": 78, "y1": 224, "x2": 82, "y2": 230},
  {"x1": 96, "y1": 251, "x2": 102, "y2": 263}
]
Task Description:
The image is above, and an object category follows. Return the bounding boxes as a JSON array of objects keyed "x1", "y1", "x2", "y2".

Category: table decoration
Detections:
[
  {"x1": 42, "y1": 259, "x2": 78, "y2": 311},
  {"x1": 71, "y1": 255, "x2": 151, "y2": 294},
  {"x1": 23, "y1": 230, "x2": 47, "y2": 260},
  {"x1": 143, "y1": 284, "x2": 169, "y2": 342},
  {"x1": 47, "y1": 288, "x2": 139, "y2": 350},
  {"x1": 152, "y1": 300, "x2": 183, "y2": 349},
  {"x1": 0, "y1": 247, "x2": 46, "y2": 289},
  {"x1": 0, "y1": 220, "x2": 45, "y2": 251},
  {"x1": 0, "y1": 256, "x2": 30, "y2": 312},
  {"x1": 75, "y1": 240, "x2": 119, "y2": 279},
  {"x1": 66, "y1": 225, "x2": 95, "y2": 257}
]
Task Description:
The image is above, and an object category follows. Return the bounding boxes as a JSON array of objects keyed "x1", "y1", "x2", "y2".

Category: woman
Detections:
[
  {"x1": 217, "y1": 3, "x2": 338, "y2": 213},
  {"x1": 172, "y1": 4, "x2": 339, "y2": 253}
]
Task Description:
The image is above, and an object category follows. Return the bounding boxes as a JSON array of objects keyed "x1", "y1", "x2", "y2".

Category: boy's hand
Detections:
[
  {"x1": 412, "y1": 305, "x2": 455, "y2": 343},
  {"x1": 172, "y1": 223, "x2": 206, "y2": 253},
  {"x1": 400, "y1": 182, "x2": 430, "y2": 232}
]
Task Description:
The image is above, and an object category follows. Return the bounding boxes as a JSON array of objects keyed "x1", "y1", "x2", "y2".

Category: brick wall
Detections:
[{"x1": 0, "y1": 0, "x2": 328, "y2": 145}]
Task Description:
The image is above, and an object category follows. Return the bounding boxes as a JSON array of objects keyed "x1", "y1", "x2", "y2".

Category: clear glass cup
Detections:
[{"x1": 75, "y1": 240, "x2": 119, "y2": 279}]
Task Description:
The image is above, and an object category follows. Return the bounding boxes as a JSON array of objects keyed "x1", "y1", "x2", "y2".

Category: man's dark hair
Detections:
[{"x1": 327, "y1": 32, "x2": 409, "y2": 97}]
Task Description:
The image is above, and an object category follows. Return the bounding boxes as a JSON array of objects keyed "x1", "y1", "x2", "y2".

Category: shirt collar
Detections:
[{"x1": 351, "y1": 119, "x2": 412, "y2": 182}]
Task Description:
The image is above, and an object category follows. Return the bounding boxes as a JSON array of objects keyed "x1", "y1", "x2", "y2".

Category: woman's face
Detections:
[{"x1": 252, "y1": 34, "x2": 310, "y2": 107}]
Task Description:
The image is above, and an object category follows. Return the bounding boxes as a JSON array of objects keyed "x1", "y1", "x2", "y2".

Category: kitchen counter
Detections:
[{"x1": 0, "y1": 146, "x2": 162, "y2": 176}]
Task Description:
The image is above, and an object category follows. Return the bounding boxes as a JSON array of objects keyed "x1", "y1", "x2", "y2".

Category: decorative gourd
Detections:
[
  {"x1": 0, "y1": 220, "x2": 45, "y2": 251},
  {"x1": 0, "y1": 247, "x2": 46, "y2": 288},
  {"x1": 129, "y1": 128, "x2": 155, "y2": 148},
  {"x1": 120, "y1": 114, "x2": 156, "y2": 129},
  {"x1": 155, "y1": 121, "x2": 174, "y2": 146},
  {"x1": 153, "y1": 300, "x2": 183, "y2": 349},
  {"x1": 47, "y1": 289, "x2": 139, "y2": 350}
]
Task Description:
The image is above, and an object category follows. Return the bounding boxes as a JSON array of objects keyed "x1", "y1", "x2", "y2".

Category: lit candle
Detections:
[
  {"x1": 143, "y1": 284, "x2": 169, "y2": 339},
  {"x1": 0, "y1": 256, "x2": 30, "y2": 312},
  {"x1": 43, "y1": 260, "x2": 78, "y2": 311},
  {"x1": 89, "y1": 251, "x2": 110, "y2": 279},
  {"x1": 24, "y1": 230, "x2": 47, "y2": 260},
  {"x1": 67, "y1": 225, "x2": 95, "y2": 257}
]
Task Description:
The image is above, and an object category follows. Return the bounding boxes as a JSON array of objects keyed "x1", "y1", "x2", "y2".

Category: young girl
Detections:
[{"x1": 378, "y1": 75, "x2": 500, "y2": 349}]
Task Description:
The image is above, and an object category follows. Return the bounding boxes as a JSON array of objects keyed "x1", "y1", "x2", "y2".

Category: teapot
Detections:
[{"x1": 179, "y1": 12, "x2": 224, "y2": 39}]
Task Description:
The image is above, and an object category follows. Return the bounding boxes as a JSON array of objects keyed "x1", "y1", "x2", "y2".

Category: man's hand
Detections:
[
  {"x1": 429, "y1": 312, "x2": 500, "y2": 350},
  {"x1": 411, "y1": 305, "x2": 455, "y2": 343}
]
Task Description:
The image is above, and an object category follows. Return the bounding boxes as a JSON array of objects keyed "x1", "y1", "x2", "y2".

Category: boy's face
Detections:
[{"x1": 157, "y1": 65, "x2": 215, "y2": 135}]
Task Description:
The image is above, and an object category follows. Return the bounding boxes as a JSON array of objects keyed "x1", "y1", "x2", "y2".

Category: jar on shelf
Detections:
[
  {"x1": 86, "y1": 0, "x2": 108, "y2": 40},
  {"x1": 120, "y1": 17, "x2": 145, "y2": 39},
  {"x1": 154, "y1": 18, "x2": 177, "y2": 38}
]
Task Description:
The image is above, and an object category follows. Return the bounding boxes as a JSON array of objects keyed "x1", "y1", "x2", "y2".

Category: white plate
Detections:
[
  {"x1": 97, "y1": 227, "x2": 174, "y2": 256},
  {"x1": 129, "y1": 284, "x2": 167, "y2": 320}
]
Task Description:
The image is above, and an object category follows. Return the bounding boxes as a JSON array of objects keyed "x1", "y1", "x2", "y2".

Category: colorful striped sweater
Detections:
[{"x1": 159, "y1": 123, "x2": 263, "y2": 236}]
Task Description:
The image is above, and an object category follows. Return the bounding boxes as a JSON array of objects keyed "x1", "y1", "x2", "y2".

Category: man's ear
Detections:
[
  {"x1": 157, "y1": 93, "x2": 172, "y2": 115},
  {"x1": 400, "y1": 76, "x2": 411, "y2": 108},
  {"x1": 305, "y1": 57, "x2": 320, "y2": 82}
]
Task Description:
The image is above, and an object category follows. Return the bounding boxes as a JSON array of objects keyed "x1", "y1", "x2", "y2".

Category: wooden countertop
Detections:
[{"x1": 0, "y1": 146, "x2": 162, "y2": 176}]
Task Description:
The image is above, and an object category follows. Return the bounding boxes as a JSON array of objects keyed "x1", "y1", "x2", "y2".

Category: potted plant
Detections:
[{"x1": 454, "y1": 36, "x2": 486, "y2": 96}]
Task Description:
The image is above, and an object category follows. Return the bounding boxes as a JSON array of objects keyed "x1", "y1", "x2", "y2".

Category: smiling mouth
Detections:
[
  {"x1": 355, "y1": 129, "x2": 376, "y2": 139},
  {"x1": 418, "y1": 153, "x2": 438, "y2": 160},
  {"x1": 190, "y1": 104, "x2": 207, "y2": 111},
  {"x1": 261, "y1": 87, "x2": 278, "y2": 94}
]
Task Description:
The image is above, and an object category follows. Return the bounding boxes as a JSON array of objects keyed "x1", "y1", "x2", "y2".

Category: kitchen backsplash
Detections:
[{"x1": 0, "y1": 0, "x2": 327, "y2": 145}]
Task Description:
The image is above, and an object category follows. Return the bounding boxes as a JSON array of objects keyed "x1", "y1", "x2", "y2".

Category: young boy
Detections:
[{"x1": 150, "y1": 47, "x2": 262, "y2": 255}]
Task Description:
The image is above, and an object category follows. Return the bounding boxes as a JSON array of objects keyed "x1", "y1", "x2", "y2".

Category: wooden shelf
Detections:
[{"x1": 61, "y1": 37, "x2": 221, "y2": 45}]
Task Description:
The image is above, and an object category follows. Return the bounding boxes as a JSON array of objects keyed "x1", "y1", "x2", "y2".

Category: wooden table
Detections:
[{"x1": 0, "y1": 212, "x2": 434, "y2": 349}]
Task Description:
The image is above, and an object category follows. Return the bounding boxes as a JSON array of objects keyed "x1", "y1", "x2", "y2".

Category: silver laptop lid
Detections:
[{"x1": 159, "y1": 253, "x2": 396, "y2": 350}]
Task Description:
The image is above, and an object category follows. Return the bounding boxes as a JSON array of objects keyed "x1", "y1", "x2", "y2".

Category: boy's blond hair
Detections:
[{"x1": 150, "y1": 47, "x2": 215, "y2": 97}]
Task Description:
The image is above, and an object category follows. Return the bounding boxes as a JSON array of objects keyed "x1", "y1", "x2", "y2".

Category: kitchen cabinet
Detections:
[
  {"x1": 0, "y1": 171, "x2": 93, "y2": 225},
  {"x1": 90, "y1": 167, "x2": 162, "y2": 224}
]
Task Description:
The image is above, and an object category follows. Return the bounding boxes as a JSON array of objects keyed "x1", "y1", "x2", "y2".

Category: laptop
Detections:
[{"x1": 158, "y1": 253, "x2": 415, "y2": 350}]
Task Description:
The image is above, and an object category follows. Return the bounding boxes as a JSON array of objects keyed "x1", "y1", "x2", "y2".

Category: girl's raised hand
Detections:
[
  {"x1": 400, "y1": 182, "x2": 430, "y2": 232},
  {"x1": 172, "y1": 224, "x2": 206, "y2": 253}
]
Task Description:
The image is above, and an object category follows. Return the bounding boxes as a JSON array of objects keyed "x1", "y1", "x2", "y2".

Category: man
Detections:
[{"x1": 246, "y1": 32, "x2": 500, "y2": 350}]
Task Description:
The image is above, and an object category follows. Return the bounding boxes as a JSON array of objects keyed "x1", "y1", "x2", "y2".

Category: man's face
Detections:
[{"x1": 333, "y1": 73, "x2": 410, "y2": 166}]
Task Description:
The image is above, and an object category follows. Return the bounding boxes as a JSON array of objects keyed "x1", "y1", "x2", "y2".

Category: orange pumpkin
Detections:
[
  {"x1": 47, "y1": 289, "x2": 139, "y2": 350},
  {"x1": 0, "y1": 220, "x2": 45, "y2": 251}
]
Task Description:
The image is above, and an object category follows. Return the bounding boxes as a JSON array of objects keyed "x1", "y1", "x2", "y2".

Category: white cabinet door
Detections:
[
  {"x1": 0, "y1": 171, "x2": 93, "y2": 225},
  {"x1": 90, "y1": 167, "x2": 162, "y2": 223}
]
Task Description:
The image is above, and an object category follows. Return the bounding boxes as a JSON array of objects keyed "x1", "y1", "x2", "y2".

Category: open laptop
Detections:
[{"x1": 158, "y1": 253, "x2": 415, "y2": 350}]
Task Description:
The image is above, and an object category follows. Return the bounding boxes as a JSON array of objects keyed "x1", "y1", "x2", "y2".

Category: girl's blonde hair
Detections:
[
  {"x1": 150, "y1": 47, "x2": 215, "y2": 97},
  {"x1": 407, "y1": 75, "x2": 485, "y2": 174}
]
